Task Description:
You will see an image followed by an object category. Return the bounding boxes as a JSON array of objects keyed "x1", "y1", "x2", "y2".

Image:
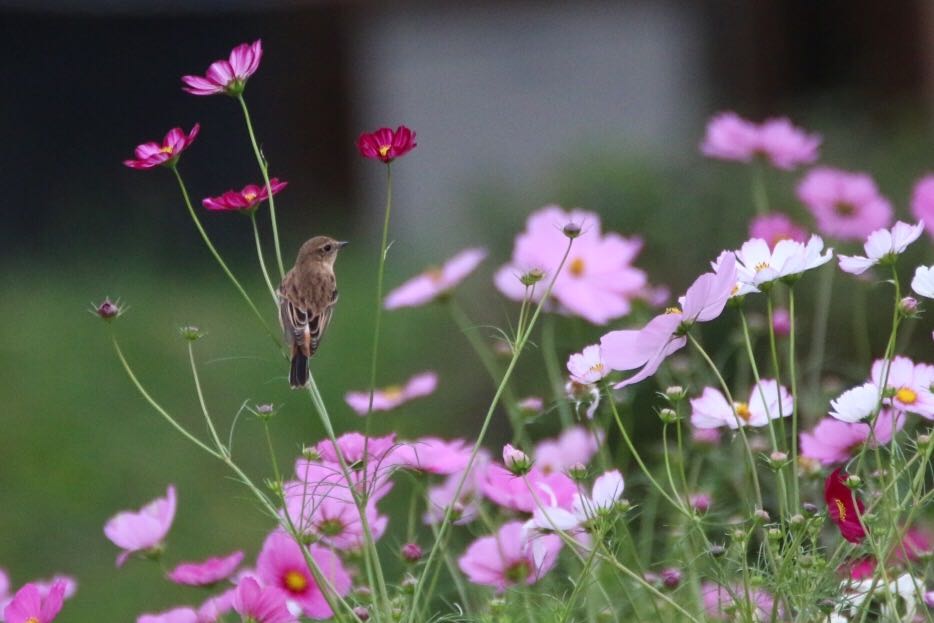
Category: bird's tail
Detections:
[{"x1": 290, "y1": 353, "x2": 309, "y2": 389}]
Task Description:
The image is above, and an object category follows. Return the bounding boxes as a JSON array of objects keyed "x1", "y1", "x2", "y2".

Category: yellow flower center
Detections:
[
  {"x1": 834, "y1": 498, "x2": 847, "y2": 521},
  {"x1": 243, "y1": 192, "x2": 257, "y2": 202},
  {"x1": 378, "y1": 144, "x2": 391, "y2": 157},
  {"x1": 754, "y1": 261, "x2": 770, "y2": 272},
  {"x1": 590, "y1": 362, "x2": 605, "y2": 374},
  {"x1": 25, "y1": 619, "x2": 39, "y2": 623},
  {"x1": 734, "y1": 402, "x2": 751, "y2": 421},
  {"x1": 159, "y1": 145, "x2": 174, "y2": 154},
  {"x1": 284, "y1": 569, "x2": 308, "y2": 592},
  {"x1": 896, "y1": 387, "x2": 918, "y2": 405},
  {"x1": 665, "y1": 307, "x2": 682, "y2": 315},
  {"x1": 382, "y1": 385, "x2": 404, "y2": 400},
  {"x1": 568, "y1": 257, "x2": 586, "y2": 277}
]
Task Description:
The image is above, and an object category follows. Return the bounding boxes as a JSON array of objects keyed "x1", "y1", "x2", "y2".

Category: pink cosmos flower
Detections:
[
  {"x1": 391, "y1": 437, "x2": 472, "y2": 474},
  {"x1": 838, "y1": 221, "x2": 924, "y2": 275},
  {"x1": 600, "y1": 253, "x2": 737, "y2": 388},
  {"x1": 256, "y1": 531, "x2": 351, "y2": 619},
  {"x1": 385, "y1": 248, "x2": 487, "y2": 309},
  {"x1": 533, "y1": 426, "x2": 601, "y2": 475},
  {"x1": 282, "y1": 479, "x2": 387, "y2": 550},
  {"x1": 3, "y1": 581, "x2": 65, "y2": 623},
  {"x1": 345, "y1": 372, "x2": 437, "y2": 415},
  {"x1": 800, "y1": 410, "x2": 903, "y2": 464},
  {"x1": 202, "y1": 179, "x2": 288, "y2": 213},
  {"x1": 530, "y1": 470, "x2": 625, "y2": 532},
  {"x1": 910, "y1": 175, "x2": 934, "y2": 239},
  {"x1": 167, "y1": 551, "x2": 244, "y2": 586},
  {"x1": 458, "y1": 521, "x2": 562, "y2": 592},
  {"x1": 481, "y1": 464, "x2": 576, "y2": 513},
  {"x1": 356, "y1": 126, "x2": 417, "y2": 163},
  {"x1": 137, "y1": 607, "x2": 198, "y2": 623},
  {"x1": 691, "y1": 379, "x2": 792, "y2": 429},
  {"x1": 232, "y1": 578, "x2": 295, "y2": 623},
  {"x1": 197, "y1": 588, "x2": 235, "y2": 623},
  {"x1": 871, "y1": 356, "x2": 934, "y2": 418},
  {"x1": 691, "y1": 427, "x2": 721, "y2": 445},
  {"x1": 495, "y1": 206, "x2": 650, "y2": 325},
  {"x1": 314, "y1": 432, "x2": 397, "y2": 466},
  {"x1": 701, "y1": 582, "x2": 778, "y2": 621},
  {"x1": 797, "y1": 167, "x2": 893, "y2": 241},
  {"x1": 295, "y1": 452, "x2": 395, "y2": 506},
  {"x1": 181, "y1": 40, "x2": 263, "y2": 96},
  {"x1": 426, "y1": 461, "x2": 490, "y2": 526},
  {"x1": 104, "y1": 485, "x2": 176, "y2": 566},
  {"x1": 749, "y1": 213, "x2": 808, "y2": 249},
  {"x1": 566, "y1": 344, "x2": 609, "y2": 384},
  {"x1": 700, "y1": 112, "x2": 820, "y2": 170},
  {"x1": 124, "y1": 125, "x2": 200, "y2": 170},
  {"x1": 771, "y1": 307, "x2": 791, "y2": 337}
]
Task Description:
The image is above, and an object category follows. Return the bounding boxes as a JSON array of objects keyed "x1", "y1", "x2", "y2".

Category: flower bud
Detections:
[
  {"x1": 899, "y1": 296, "x2": 920, "y2": 318},
  {"x1": 767, "y1": 528, "x2": 782, "y2": 541},
  {"x1": 790, "y1": 514, "x2": 805, "y2": 526},
  {"x1": 562, "y1": 222, "x2": 583, "y2": 239},
  {"x1": 353, "y1": 606, "x2": 370, "y2": 622},
  {"x1": 802, "y1": 502, "x2": 819, "y2": 516},
  {"x1": 768, "y1": 451, "x2": 789, "y2": 470},
  {"x1": 660, "y1": 567, "x2": 682, "y2": 589},
  {"x1": 490, "y1": 598, "x2": 507, "y2": 614},
  {"x1": 503, "y1": 444, "x2": 533, "y2": 475},
  {"x1": 264, "y1": 479, "x2": 283, "y2": 498},
  {"x1": 918, "y1": 433, "x2": 932, "y2": 449},
  {"x1": 771, "y1": 307, "x2": 791, "y2": 337},
  {"x1": 178, "y1": 325, "x2": 204, "y2": 341},
  {"x1": 252, "y1": 403, "x2": 278, "y2": 421},
  {"x1": 93, "y1": 297, "x2": 124, "y2": 320},
  {"x1": 400, "y1": 574, "x2": 417, "y2": 594},
  {"x1": 709, "y1": 544, "x2": 726, "y2": 558},
  {"x1": 664, "y1": 385, "x2": 686, "y2": 402},
  {"x1": 517, "y1": 396, "x2": 544, "y2": 416},
  {"x1": 401, "y1": 542, "x2": 422, "y2": 563},
  {"x1": 658, "y1": 408, "x2": 679, "y2": 424},
  {"x1": 519, "y1": 268, "x2": 546, "y2": 286},
  {"x1": 753, "y1": 509, "x2": 770, "y2": 523},
  {"x1": 567, "y1": 462, "x2": 589, "y2": 482},
  {"x1": 689, "y1": 493, "x2": 711, "y2": 514},
  {"x1": 354, "y1": 586, "x2": 372, "y2": 601},
  {"x1": 845, "y1": 475, "x2": 862, "y2": 489},
  {"x1": 302, "y1": 445, "x2": 321, "y2": 461}
]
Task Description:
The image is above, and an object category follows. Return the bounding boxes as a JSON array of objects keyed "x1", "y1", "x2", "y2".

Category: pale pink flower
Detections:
[
  {"x1": 691, "y1": 427, "x2": 721, "y2": 445},
  {"x1": 797, "y1": 167, "x2": 893, "y2": 241},
  {"x1": 424, "y1": 451, "x2": 490, "y2": 525},
  {"x1": 691, "y1": 379, "x2": 792, "y2": 429},
  {"x1": 182, "y1": 40, "x2": 263, "y2": 96},
  {"x1": 600, "y1": 253, "x2": 737, "y2": 388},
  {"x1": 104, "y1": 485, "x2": 176, "y2": 566},
  {"x1": 838, "y1": 221, "x2": 924, "y2": 275},
  {"x1": 912, "y1": 265, "x2": 934, "y2": 299},
  {"x1": 701, "y1": 112, "x2": 820, "y2": 169},
  {"x1": 910, "y1": 175, "x2": 934, "y2": 239},
  {"x1": 167, "y1": 551, "x2": 244, "y2": 586},
  {"x1": 458, "y1": 521, "x2": 561, "y2": 592},
  {"x1": 733, "y1": 234, "x2": 833, "y2": 287},
  {"x1": 771, "y1": 307, "x2": 791, "y2": 337},
  {"x1": 494, "y1": 206, "x2": 648, "y2": 325},
  {"x1": 830, "y1": 383, "x2": 879, "y2": 423},
  {"x1": 701, "y1": 582, "x2": 778, "y2": 621},
  {"x1": 231, "y1": 578, "x2": 295, "y2": 623},
  {"x1": 533, "y1": 426, "x2": 601, "y2": 475},
  {"x1": 481, "y1": 465, "x2": 576, "y2": 513},
  {"x1": 282, "y1": 479, "x2": 387, "y2": 550},
  {"x1": 256, "y1": 531, "x2": 351, "y2": 619},
  {"x1": 137, "y1": 607, "x2": 198, "y2": 623},
  {"x1": 344, "y1": 372, "x2": 437, "y2": 415},
  {"x1": 392, "y1": 437, "x2": 472, "y2": 474},
  {"x1": 800, "y1": 410, "x2": 904, "y2": 465},
  {"x1": 700, "y1": 112, "x2": 759, "y2": 162},
  {"x1": 0, "y1": 569, "x2": 8, "y2": 608},
  {"x1": 197, "y1": 588, "x2": 235, "y2": 623},
  {"x1": 314, "y1": 432, "x2": 397, "y2": 466},
  {"x1": 567, "y1": 344, "x2": 609, "y2": 384},
  {"x1": 871, "y1": 356, "x2": 934, "y2": 418},
  {"x1": 3, "y1": 581, "x2": 65, "y2": 623},
  {"x1": 385, "y1": 248, "x2": 487, "y2": 309},
  {"x1": 530, "y1": 470, "x2": 624, "y2": 532},
  {"x1": 124, "y1": 125, "x2": 200, "y2": 170},
  {"x1": 749, "y1": 213, "x2": 808, "y2": 249},
  {"x1": 294, "y1": 455, "x2": 394, "y2": 506}
]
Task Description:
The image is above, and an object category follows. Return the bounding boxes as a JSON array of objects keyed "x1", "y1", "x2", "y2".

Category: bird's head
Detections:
[{"x1": 297, "y1": 236, "x2": 349, "y2": 267}]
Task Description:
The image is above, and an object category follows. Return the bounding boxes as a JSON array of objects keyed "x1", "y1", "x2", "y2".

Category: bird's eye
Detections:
[{"x1": 323, "y1": 244, "x2": 332, "y2": 252}]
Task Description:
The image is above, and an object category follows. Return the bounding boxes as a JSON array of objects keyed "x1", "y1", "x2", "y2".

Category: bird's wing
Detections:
[
  {"x1": 278, "y1": 271, "x2": 311, "y2": 357},
  {"x1": 278, "y1": 270, "x2": 337, "y2": 357},
  {"x1": 305, "y1": 274, "x2": 338, "y2": 355}
]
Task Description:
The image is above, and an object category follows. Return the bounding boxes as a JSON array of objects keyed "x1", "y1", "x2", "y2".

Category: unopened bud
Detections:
[
  {"x1": 899, "y1": 296, "x2": 920, "y2": 318},
  {"x1": 252, "y1": 403, "x2": 278, "y2": 421},
  {"x1": 767, "y1": 528, "x2": 782, "y2": 541},
  {"x1": 302, "y1": 445, "x2": 321, "y2": 461},
  {"x1": 401, "y1": 542, "x2": 422, "y2": 563},
  {"x1": 490, "y1": 598, "x2": 507, "y2": 614},
  {"x1": 689, "y1": 493, "x2": 711, "y2": 514},
  {"x1": 660, "y1": 567, "x2": 682, "y2": 589},
  {"x1": 753, "y1": 509, "x2": 770, "y2": 523},
  {"x1": 845, "y1": 475, "x2": 862, "y2": 489},
  {"x1": 517, "y1": 396, "x2": 544, "y2": 415},
  {"x1": 401, "y1": 574, "x2": 417, "y2": 594},
  {"x1": 918, "y1": 433, "x2": 932, "y2": 449},
  {"x1": 790, "y1": 513, "x2": 805, "y2": 526},
  {"x1": 771, "y1": 307, "x2": 791, "y2": 337},
  {"x1": 519, "y1": 268, "x2": 546, "y2": 286},
  {"x1": 93, "y1": 297, "x2": 124, "y2": 321},
  {"x1": 567, "y1": 462, "x2": 589, "y2": 482},
  {"x1": 768, "y1": 451, "x2": 789, "y2": 469},
  {"x1": 709, "y1": 544, "x2": 726, "y2": 558},
  {"x1": 503, "y1": 444, "x2": 533, "y2": 475},
  {"x1": 353, "y1": 606, "x2": 370, "y2": 621},
  {"x1": 802, "y1": 502, "x2": 818, "y2": 516},
  {"x1": 562, "y1": 222, "x2": 583, "y2": 239},
  {"x1": 664, "y1": 385, "x2": 686, "y2": 401},
  {"x1": 658, "y1": 408, "x2": 679, "y2": 424}
]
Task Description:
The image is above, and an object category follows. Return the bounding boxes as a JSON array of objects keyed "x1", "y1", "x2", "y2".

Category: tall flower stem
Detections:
[
  {"x1": 407, "y1": 238, "x2": 576, "y2": 623},
  {"x1": 543, "y1": 314, "x2": 574, "y2": 427},
  {"x1": 806, "y1": 264, "x2": 834, "y2": 393},
  {"x1": 787, "y1": 288, "x2": 801, "y2": 507},
  {"x1": 170, "y1": 166, "x2": 279, "y2": 347},
  {"x1": 250, "y1": 212, "x2": 279, "y2": 304},
  {"x1": 364, "y1": 165, "x2": 394, "y2": 422},
  {"x1": 237, "y1": 94, "x2": 285, "y2": 278}
]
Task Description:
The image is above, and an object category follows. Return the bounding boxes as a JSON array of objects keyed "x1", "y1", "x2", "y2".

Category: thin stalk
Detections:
[
  {"x1": 543, "y1": 314, "x2": 573, "y2": 427},
  {"x1": 250, "y1": 212, "x2": 279, "y2": 304},
  {"x1": 787, "y1": 288, "x2": 801, "y2": 508},
  {"x1": 187, "y1": 342, "x2": 227, "y2": 455}
]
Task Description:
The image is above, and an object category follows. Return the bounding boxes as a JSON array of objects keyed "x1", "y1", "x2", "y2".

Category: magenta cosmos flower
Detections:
[
  {"x1": 104, "y1": 485, "x2": 176, "y2": 566},
  {"x1": 315, "y1": 431, "x2": 396, "y2": 465},
  {"x1": 197, "y1": 588, "x2": 235, "y2": 623},
  {"x1": 481, "y1": 464, "x2": 576, "y2": 513},
  {"x1": 345, "y1": 371, "x2": 437, "y2": 415},
  {"x1": 167, "y1": 550, "x2": 244, "y2": 586},
  {"x1": 202, "y1": 179, "x2": 287, "y2": 213},
  {"x1": 797, "y1": 167, "x2": 893, "y2": 241},
  {"x1": 701, "y1": 112, "x2": 820, "y2": 170},
  {"x1": 182, "y1": 40, "x2": 263, "y2": 96},
  {"x1": 384, "y1": 248, "x2": 487, "y2": 309},
  {"x1": 124, "y1": 125, "x2": 200, "y2": 170},
  {"x1": 232, "y1": 578, "x2": 295, "y2": 623},
  {"x1": 495, "y1": 206, "x2": 650, "y2": 325},
  {"x1": 282, "y1": 480, "x2": 387, "y2": 550},
  {"x1": 825, "y1": 468, "x2": 866, "y2": 543},
  {"x1": 357, "y1": 126, "x2": 417, "y2": 163},
  {"x1": 458, "y1": 521, "x2": 562, "y2": 592},
  {"x1": 749, "y1": 213, "x2": 808, "y2": 249},
  {"x1": 600, "y1": 253, "x2": 737, "y2": 388},
  {"x1": 137, "y1": 607, "x2": 199, "y2": 623},
  {"x1": 911, "y1": 174, "x2": 934, "y2": 239},
  {"x1": 800, "y1": 410, "x2": 903, "y2": 465},
  {"x1": 256, "y1": 531, "x2": 351, "y2": 619},
  {"x1": 392, "y1": 437, "x2": 472, "y2": 474},
  {"x1": 3, "y1": 581, "x2": 65, "y2": 623}
]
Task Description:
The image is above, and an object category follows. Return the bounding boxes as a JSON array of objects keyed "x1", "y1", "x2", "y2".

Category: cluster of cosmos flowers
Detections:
[{"x1": 60, "y1": 39, "x2": 934, "y2": 623}]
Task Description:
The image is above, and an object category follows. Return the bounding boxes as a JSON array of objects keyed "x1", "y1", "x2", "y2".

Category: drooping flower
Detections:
[
  {"x1": 458, "y1": 521, "x2": 562, "y2": 592},
  {"x1": 202, "y1": 179, "x2": 288, "y2": 213},
  {"x1": 566, "y1": 344, "x2": 609, "y2": 384},
  {"x1": 391, "y1": 437, "x2": 472, "y2": 475},
  {"x1": 344, "y1": 372, "x2": 437, "y2": 415},
  {"x1": 870, "y1": 356, "x2": 934, "y2": 418},
  {"x1": 829, "y1": 383, "x2": 879, "y2": 423},
  {"x1": 800, "y1": 410, "x2": 903, "y2": 465},
  {"x1": 356, "y1": 126, "x2": 417, "y2": 163},
  {"x1": 124, "y1": 125, "x2": 200, "y2": 170},
  {"x1": 600, "y1": 253, "x2": 737, "y2": 388},
  {"x1": 748, "y1": 213, "x2": 808, "y2": 249},
  {"x1": 255, "y1": 531, "x2": 351, "y2": 619},
  {"x1": 797, "y1": 167, "x2": 893, "y2": 241},
  {"x1": 825, "y1": 468, "x2": 866, "y2": 543},
  {"x1": 690, "y1": 379, "x2": 792, "y2": 429},
  {"x1": 481, "y1": 464, "x2": 576, "y2": 513},
  {"x1": 137, "y1": 607, "x2": 199, "y2": 623},
  {"x1": 181, "y1": 40, "x2": 263, "y2": 96},
  {"x1": 838, "y1": 221, "x2": 924, "y2": 275},
  {"x1": 495, "y1": 206, "x2": 650, "y2": 325},
  {"x1": 167, "y1": 551, "x2": 244, "y2": 587},
  {"x1": 3, "y1": 581, "x2": 65, "y2": 623},
  {"x1": 733, "y1": 235, "x2": 833, "y2": 288},
  {"x1": 231, "y1": 577, "x2": 295, "y2": 623},
  {"x1": 282, "y1": 479, "x2": 387, "y2": 550},
  {"x1": 700, "y1": 112, "x2": 820, "y2": 170},
  {"x1": 533, "y1": 426, "x2": 601, "y2": 475},
  {"x1": 911, "y1": 265, "x2": 934, "y2": 299},
  {"x1": 910, "y1": 175, "x2": 934, "y2": 239},
  {"x1": 384, "y1": 248, "x2": 487, "y2": 309},
  {"x1": 104, "y1": 485, "x2": 176, "y2": 566}
]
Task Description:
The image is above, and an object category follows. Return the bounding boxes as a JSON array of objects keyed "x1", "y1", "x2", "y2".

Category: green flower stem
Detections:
[
  {"x1": 170, "y1": 166, "x2": 279, "y2": 348},
  {"x1": 187, "y1": 342, "x2": 227, "y2": 456},
  {"x1": 250, "y1": 212, "x2": 279, "y2": 304},
  {"x1": 543, "y1": 314, "x2": 573, "y2": 427},
  {"x1": 787, "y1": 288, "x2": 801, "y2": 508},
  {"x1": 237, "y1": 94, "x2": 285, "y2": 278}
]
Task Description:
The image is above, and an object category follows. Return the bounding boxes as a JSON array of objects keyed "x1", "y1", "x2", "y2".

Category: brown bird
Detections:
[{"x1": 278, "y1": 236, "x2": 348, "y2": 388}]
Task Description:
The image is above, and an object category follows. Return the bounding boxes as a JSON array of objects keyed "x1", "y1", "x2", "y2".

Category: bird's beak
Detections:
[{"x1": 338, "y1": 241, "x2": 350, "y2": 248}]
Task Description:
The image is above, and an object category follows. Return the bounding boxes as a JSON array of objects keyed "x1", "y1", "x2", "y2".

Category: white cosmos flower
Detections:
[
  {"x1": 911, "y1": 265, "x2": 934, "y2": 299},
  {"x1": 735, "y1": 235, "x2": 833, "y2": 288},
  {"x1": 837, "y1": 573, "x2": 921, "y2": 622},
  {"x1": 838, "y1": 221, "x2": 924, "y2": 275},
  {"x1": 530, "y1": 470, "x2": 625, "y2": 532},
  {"x1": 566, "y1": 344, "x2": 609, "y2": 384},
  {"x1": 690, "y1": 379, "x2": 792, "y2": 430},
  {"x1": 829, "y1": 383, "x2": 879, "y2": 423}
]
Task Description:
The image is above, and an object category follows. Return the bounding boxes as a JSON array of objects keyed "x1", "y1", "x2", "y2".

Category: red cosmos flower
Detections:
[
  {"x1": 356, "y1": 126, "x2": 417, "y2": 163},
  {"x1": 123, "y1": 125, "x2": 200, "y2": 170},
  {"x1": 202, "y1": 178, "x2": 288, "y2": 212},
  {"x1": 824, "y1": 467, "x2": 866, "y2": 543},
  {"x1": 182, "y1": 40, "x2": 263, "y2": 96}
]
